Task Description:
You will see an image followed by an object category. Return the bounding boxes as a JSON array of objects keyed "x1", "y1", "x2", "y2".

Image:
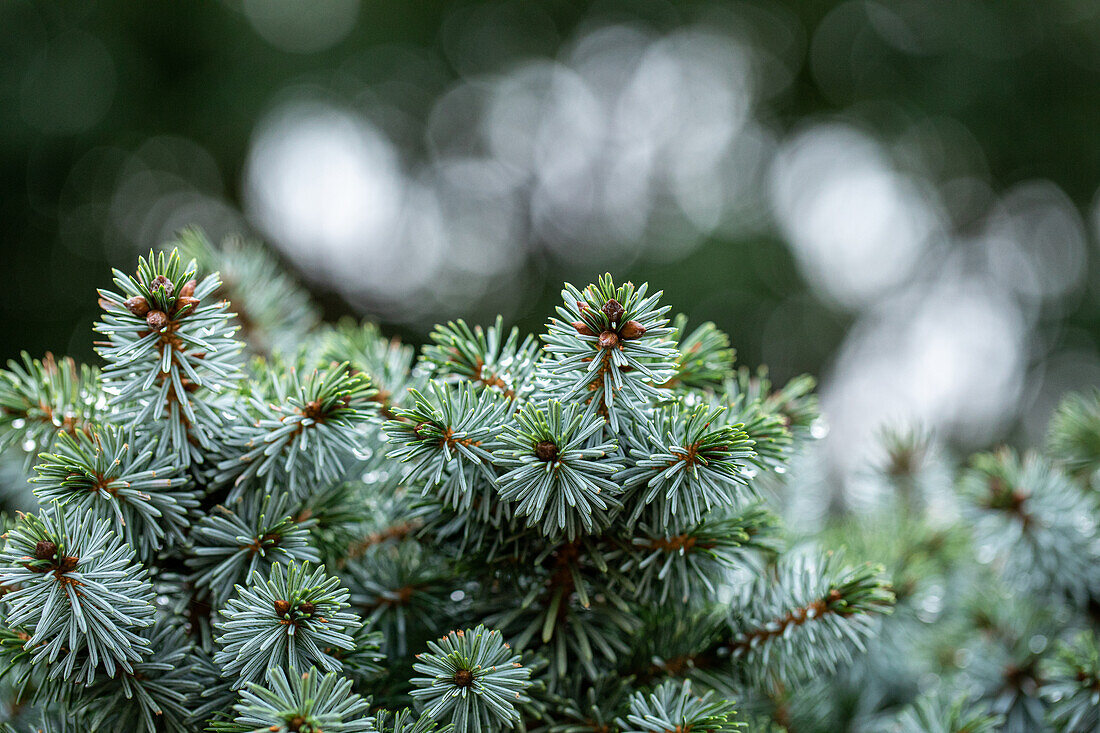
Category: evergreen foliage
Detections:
[
  {"x1": 214, "y1": 666, "x2": 373, "y2": 733},
  {"x1": 95, "y1": 247, "x2": 244, "y2": 464},
  {"x1": 726, "y1": 549, "x2": 894, "y2": 687},
  {"x1": 30, "y1": 425, "x2": 197, "y2": 561},
  {"x1": 1047, "y1": 388, "x2": 1100, "y2": 482},
  {"x1": 768, "y1": 390, "x2": 1100, "y2": 732},
  {"x1": 0, "y1": 506, "x2": 155, "y2": 684},
  {"x1": 73, "y1": 623, "x2": 199, "y2": 733},
  {"x1": 493, "y1": 400, "x2": 622, "y2": 538},
  {"x1": 890, "y1": 692, "x2": 1004, "y2": 733},
  {"x1": 0, "y1": 232, "x2": 899, "y2": 731},
  {"x1": 0, "y1": 353, "x2": 101, "y2": 468},
  {"x1": 618, "y1": 679, "x2": 743, "y2": 733},
  {"x1": 215, "y1": 360, "x2": 376, "y2": 500},
  {"x1": 187, "y1": 492, "x2": 320, "y2": 607},
  {"x1": 1041, "y1": 632, "x2": 1100, "y2": 732},
  {"x1": 215, "y1": 562, "x2": 360, "y2": 688},
  {"x1": 410, "y1": 626, "x2": 530, "y2": 731},
  {"x1": 176, "y1": 231, "x2": 321, "y2": 357}
]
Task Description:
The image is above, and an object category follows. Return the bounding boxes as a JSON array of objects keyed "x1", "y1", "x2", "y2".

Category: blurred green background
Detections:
[{"x1": 3, "y1": 0, "x2": 1100, "y2": 486}]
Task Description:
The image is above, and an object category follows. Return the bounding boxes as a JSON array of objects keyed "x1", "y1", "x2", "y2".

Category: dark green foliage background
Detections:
[{"x1": 3, "y1": 0, "x2": 1100, "y2": 411}]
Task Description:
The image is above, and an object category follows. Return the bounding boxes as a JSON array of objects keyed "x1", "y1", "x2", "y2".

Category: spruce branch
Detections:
[
  {"x1": 959, "y1": 448, "x2": 1099, "y2": 601},
  {"x1": 548, "y1": 676, "x2": 633, "y2": 733},
  {"x1": 484, "y1": 539, "x2": 639, "y2": 682},
  {"x1": 878, "y1": 424, "x2": 934, "y2": 482},
  {"x1": 72, "y1": 622, "x2": 199, "y2": 733},
  {"x1": 665, "y1": 315, "x2": 736, "y2": 392},
  {"x1": 624, "y1": 506, "x2": 776, "y2": 605},
  {"x1": 345, "y1": 539, "x2": 456, "y2": 659},
  {"x1": 890, "y1": 691, "x2": 1005, "y2": 733},
  {"x1": 621, "y1": 404, "x2": 755, "y2": 530},
  {"x1": 713, "y1": 390, "x2": 793, "y2": 473},
  {"x1": 541, "y1": 275, "x2": 676, "y2": 431},
  {"x1": 0, "y1": 623, "x2": 33, "y2": 682},
  {"x1": 0, "y1": 352, "x2": 101, "y2": 466},
  {"x1": 215, "y1": 361, "x2": 376, "y2": 501},
  {"x1": 729, "y1": 367, "x2": 819, "y2": 441},
  {"x1": 323, "y1": 320, "x2": 422, "y2": 418},
  {"x1": 0, "y1": 240, "x2": 893, "y2": 729},
  {"x1": 1, "y1": 711, "x2": 83, "y2": 733},
  {"x1": 421, "y1": 316, "x2": 538, "y2": 400},
  {"x1": 725, "y1": 550, "x2": 894, "y2": 687},
  {"x1": 0, "y1": 620, "x2": 61, "y2": 709},
  {"x1": 187, "y1": 492, "x2": 321, "y2": 607},
  {"x1": 335, "y1": 622, "x2": 386, "y2": 687},
  {"x1": 301, "y1": 481, "x2": 377, "y2": 567},
  {"x1": 493, "y1": 400, "x2": 623, "y2": 539},
  {"x1": 617, "y1": 679, "x2": 742, "y2": 733},
  {"x1": 95, "y1": 248, "x2": 243, "y2": 463},
  {"x1": 341, "y1": 493, "x2": 424, "y2": 565},
  {"x1": 189, "y1": 646, "x2": 242, "y2": 728},
  {"x1": 1046, "y1": 388, "x2": 1100, "y2": 482},
  {"x1": 176, "y1": 228, "x2": 321, "y2": 356},
  {"x1": 619, "y1": 609, "x2": 726, "y2": 686},
  {"x1": 409, "y1": 625, "x2": 531, "y2": 732},
  {"x1": 867, "y1": 424, "x2": 949, "y2": 516},
  {"x1": 30, "y1": 424, "x2": 197, "y2": 561},
  {"x1": 958, "y1": 587, "x2": 1052, "y2": 732},
  {"x1": 214, "y1": 562, "x2": 361, "y2": 689},
  {"x1": 1041, "y1": 631, "x2": 1100, "y2": 732},
  {"x1": 373, "y1": 708, "x2": 449, "y2": 733},
  {"x1": 0, "y1": 505, "x2": 156, "y2": 684},
  {"x1": 214, "y1": 666, "x2": 373, "y2": 733},
  {"x1": 385, "y1": 382, "x2": 510, "y2": 516}
]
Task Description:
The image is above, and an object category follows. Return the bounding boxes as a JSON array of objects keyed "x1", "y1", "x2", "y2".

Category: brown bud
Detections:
[
  {"x1": 297, "y1": 601, "x2": 316, "y2": 616},
  {"x1": 34, "y1": 540, "x2": 57, "y2": 561},
  {"x1": 151, "y1": 275, "x2": 174, "y2": 296},
  {"x1": 175, "y1": 296, "x2": 200, "y2": 312},
  {"x1": 124, "y1": 296, "x2": 151, "y2": 317},
  {"x1": 601, "y1": 298, "x2": 625, "y2": 323},
  {"x1": 598, "y1": 331, "x2": 620, "y2": 350},
  {"x1": 57, "y1": 555, "x2": 79, "y2": 573},
  {"x1": 178, "y1": 279, "x2": 197, "y2": 299},
  {"x1": 535, "y1": 440, "x2": 559, "y2": 462},
  {"x1": 619, "y1": 320, "x2": 647, "y2": 340},
  {"x1": 146, "y1": 310, "x2": 169, "y2": 331},
  {"x1": 302, "y1": 400, "x2": 325, "y2": 420},
  {"x1": 453, "y1": 668, "x2": 474, "y2": 687},
  {"x1": 572, "y1": 321, "x2": 595, "y2": 337},
  {"x1": 273, "y1": 599, "x2": 291, "y2": 617}
]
